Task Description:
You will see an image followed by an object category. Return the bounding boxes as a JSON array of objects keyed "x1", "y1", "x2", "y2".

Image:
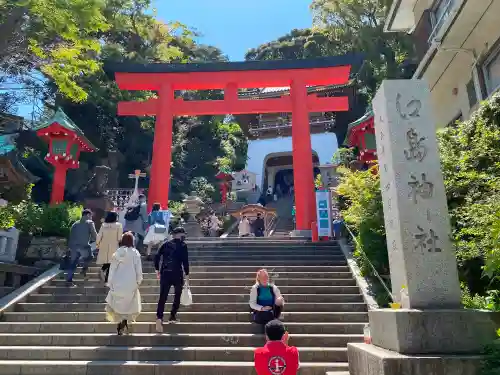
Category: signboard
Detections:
[{"x1": 316, "y1": 190, "x2": 332, "y2": 237}]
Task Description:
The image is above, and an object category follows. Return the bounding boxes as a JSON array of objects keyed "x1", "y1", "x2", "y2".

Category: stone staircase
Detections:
[{"x1": 0, "y1": 239, "x2": 366, "y2": 374}]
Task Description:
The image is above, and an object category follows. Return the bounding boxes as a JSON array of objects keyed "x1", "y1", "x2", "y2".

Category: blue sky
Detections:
[{"x1": 154, "y1": 0, "x2": 313, "y2": 61}]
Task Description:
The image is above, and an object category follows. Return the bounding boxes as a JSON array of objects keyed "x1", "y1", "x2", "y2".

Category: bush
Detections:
[
  {"x1": 0, "y1": 206, "x2": 15, "y2": 230},
  {"x1": 336, "y1": 165, "x2": 389, "y2": 277},
  {"x1": 438, "y1": 92, "x2": 500, "y2": 294},
  {"x1": 37, "y1": 203, "x2": 82, "y2": 237},
  {"x1": 481, "y1": 330, "x2": 500, "y2": 375},
  {"x1": 0, "y1": 200, "x2": 81, "y2": 238}
]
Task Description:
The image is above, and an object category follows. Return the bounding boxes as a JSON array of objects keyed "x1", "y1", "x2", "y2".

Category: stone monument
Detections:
[
  {"x1": 0, "y1": 227, "x2": 19, "y2": 263},
  {"x1": 183, "y1": 192, "x2": 204, "y2": 238},
  {"x1": 348, "y1": 80, "x2": 496, "y2": 375}
]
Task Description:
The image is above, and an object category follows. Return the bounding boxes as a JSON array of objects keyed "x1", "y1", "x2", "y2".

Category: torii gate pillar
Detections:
[{"x1": 149, "y1": 84, "x2": 174, "y2": 210}]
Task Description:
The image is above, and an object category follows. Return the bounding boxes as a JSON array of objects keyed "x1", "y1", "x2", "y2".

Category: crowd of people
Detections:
[{"x1": 63, "y1": 201, "x2": 299, "y2": 372}]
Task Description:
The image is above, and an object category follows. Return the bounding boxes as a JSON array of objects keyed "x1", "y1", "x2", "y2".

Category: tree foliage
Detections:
[
  {"x1": 336, "y1": 165, "x2": 387, "y2": 276},
  {"x1": 245, "y1": 0, "x2": 415, "y2": 96},
  {"x1": 1, "y1": 0, "x2": 247, "y2": 205},
  {"x1": 437, "y1": 93, "x2": 500, "y2": 291},
  {"x1": 0, "y1": 0, "x2": 110, "y2": 102},
  {"x1": 310, "y1": 0, "x2": 416, "y2": 95}
]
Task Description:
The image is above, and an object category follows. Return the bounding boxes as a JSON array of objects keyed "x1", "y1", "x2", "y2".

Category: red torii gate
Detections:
[{"x1": 110, "y1": 56, "x2": 360, "y2": 232}]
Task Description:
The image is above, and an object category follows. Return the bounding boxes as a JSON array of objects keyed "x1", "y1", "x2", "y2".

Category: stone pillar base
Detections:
[
  {"x1": 369, "y1": 309, "x2": 496, "y2": 354},
  {"x1": 183, "y1": 219, "x2": 204, "y2": 238},
  {"x1": 348, "y1": 343, "x2": 482, "y2": 375},
  {"x1": 290, "y1": 229, "x2": 311, "y2": 238}
]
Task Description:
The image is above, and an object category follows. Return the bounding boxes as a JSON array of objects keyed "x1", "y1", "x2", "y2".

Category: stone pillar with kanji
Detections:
[{"x1": 347, "y1": 80, "x2": 496, "y2": 375}]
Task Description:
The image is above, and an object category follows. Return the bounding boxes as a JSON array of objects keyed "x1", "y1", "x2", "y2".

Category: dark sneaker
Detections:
[
  {"x1": 65, "y1": 281, "x2": 77, "y2": 287},
  {"x1": 168, "y1": 315, "x2": 179, "y2": 324}
]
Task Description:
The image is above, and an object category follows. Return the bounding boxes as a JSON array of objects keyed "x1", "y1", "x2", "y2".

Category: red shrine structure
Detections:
[
  {"x1": 344, "y1": 108, "x2": 377, "y2": 164},
  {"x1": 34, "y1": 108, "x2": 96, "y2": 204},
  {"x1": 110, "y1": 56, "x2": 362, "y2": 232},
  {"x1": 215, "y1": 171, "x2": 233, "y2": 205}
]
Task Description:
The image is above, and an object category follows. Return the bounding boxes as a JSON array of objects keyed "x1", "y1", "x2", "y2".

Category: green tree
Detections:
[
  {"x1": 0, "y1": 0, "x2": 110, "y2": 102},
  {"x1": 311, "y1": 0, "x2": 416, "y2": 95},
  {"x1": 245, "y1": 28, "x2": 342, "y2": 61}
]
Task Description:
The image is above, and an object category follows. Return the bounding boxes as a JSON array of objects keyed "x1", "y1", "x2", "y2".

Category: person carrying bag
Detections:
[{"x1": 154, "y1": 227, "x2": 190, "y2": 333}]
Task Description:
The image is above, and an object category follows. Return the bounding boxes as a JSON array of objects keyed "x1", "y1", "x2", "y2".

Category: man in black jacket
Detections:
[{"x1": 154, "y1": 227, "x2": 190, "y2": 333}]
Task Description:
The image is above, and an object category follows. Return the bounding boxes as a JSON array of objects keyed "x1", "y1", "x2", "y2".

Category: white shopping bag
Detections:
[{"x1": 180, "y1": 283, "x2": 193, "y2": 306}]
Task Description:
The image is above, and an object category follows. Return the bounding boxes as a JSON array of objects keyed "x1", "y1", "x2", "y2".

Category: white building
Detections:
[
  {"x1": 385, "y1": 0, "x2": 500, "y2": 126},
  {"x1": 235, "y1": 84, "x2": 362, "y2": 201}
]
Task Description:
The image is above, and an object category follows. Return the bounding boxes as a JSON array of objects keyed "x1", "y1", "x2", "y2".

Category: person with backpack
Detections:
[
  {"x1": 66, "y1": 209, "x2": 98, "y2": 285},
  {"x1": 249, "y1": 269, "x2": 285, "y2": 326},
  {"x1": 123, "y1": 194, "x2": 148, "y2": 252},
  {"x1": 143, "y1": 203, "x2": 170, "y2": 260},
  {"x1": 154, "y1": 227, "x2": 190, "y2": 333}
]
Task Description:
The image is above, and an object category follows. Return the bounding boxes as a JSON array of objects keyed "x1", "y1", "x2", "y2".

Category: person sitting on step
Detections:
[{"x1": 249, "y1": 269, "x2": 285, "y2": 325}]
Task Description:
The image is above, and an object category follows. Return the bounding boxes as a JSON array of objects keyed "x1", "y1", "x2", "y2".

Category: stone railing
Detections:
[{"x1": 0, "y1": 262, "x2": 45, "y2": 298}]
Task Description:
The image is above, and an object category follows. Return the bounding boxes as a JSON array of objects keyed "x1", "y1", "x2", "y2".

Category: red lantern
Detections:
[{"x1": 34, "y1": 108, "x2": 97, "y2": 204}]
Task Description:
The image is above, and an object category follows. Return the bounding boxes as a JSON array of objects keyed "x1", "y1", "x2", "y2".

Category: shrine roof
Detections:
[
  {"x1": 343, "y1": 108, "x2": 374, "y2": 146},
  {"x1": 33, "y1": 108, "x2": 97, "y2": 151},
  {"x1": 0, "y1": 149, "x2": 40, "y2": 184},
  {"x1": 106, "y1": 55, "x2": 363, "y2": 75},
  {"x1": 239, "y1": 81, "x2": 355, "y2": 98}
]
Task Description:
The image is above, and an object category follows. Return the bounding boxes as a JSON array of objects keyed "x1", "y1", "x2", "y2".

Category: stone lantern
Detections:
[
  {"x1": 182, "y1": 192, "x2": 204, "y2": 238},
  {"x1": 34, "y1": 108, "x2": 96, "y2": 204}
]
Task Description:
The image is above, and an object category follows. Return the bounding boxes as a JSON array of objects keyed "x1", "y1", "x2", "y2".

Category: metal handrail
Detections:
[
  {"x1": 343, "y1": 222, "x2": 394, "y2": 301},
  {"x1": 266, "y1": 216, "x2": 278, "y2": 237}
]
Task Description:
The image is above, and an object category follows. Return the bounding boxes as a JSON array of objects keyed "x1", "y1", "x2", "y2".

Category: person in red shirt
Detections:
[{"x1": 254, "y1": 319, "x2": 300, "y2": 375}]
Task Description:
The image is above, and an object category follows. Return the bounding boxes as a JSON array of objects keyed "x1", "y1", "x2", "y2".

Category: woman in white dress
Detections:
[
  {"x1": 105, "y1": 232, "x2": 143, "y2": 335},
  {"x1": 238, "y1": 215, "x2": 251, "y2": 237}
]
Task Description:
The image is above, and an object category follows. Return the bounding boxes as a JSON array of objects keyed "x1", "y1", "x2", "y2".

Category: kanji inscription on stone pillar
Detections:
[{"x1": 373, "y1": 80, "x2": 461, "y2": 309}]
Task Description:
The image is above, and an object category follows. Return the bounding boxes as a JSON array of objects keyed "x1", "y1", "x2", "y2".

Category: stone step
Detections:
[
  {"x1": 0, "y1": 333, "x2": 364, "y2": 347},
  {"x1": 163, "y1": 251, "x2": 344, "y2": 257},
  {"x1": 76, "y1": 271, "x2": 356, "y2": 280},
  {"x1": 2, "y1": 311, "x2": 369, "y2": 323},
  {"x1": 136, "y1": 255, "x2": 346, "y2": 261},
  {"x1": 181, "y1": 246, "x2": 342, "y2": 252},
  {"x1": 38, "y1": 285, "x2": 361, "y2": 295},
  {"x1": 27, "y1": 293, "x2": 364, "y2": 303},
  {"x1": 15, "y1": 302, "x2": 368, "y2": 313},
  {"x1": 0, "y1": 322, "x2": 366, "y2": 334},
  {"x1": 0, "y1": 360, "x2": 349, "y2": 375},
  {"x1": 0, "y1": 345, "x2": 348, "y2": 362},
  {"x1": 86, "y1": 259, "x2": 349, "y2": 267},
  {"x1": 86, "y1": 265, "x2": 351, "y2": 273},
  {"x1": 50, "y1": 278, "x2": 358, "y2": 287}
]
